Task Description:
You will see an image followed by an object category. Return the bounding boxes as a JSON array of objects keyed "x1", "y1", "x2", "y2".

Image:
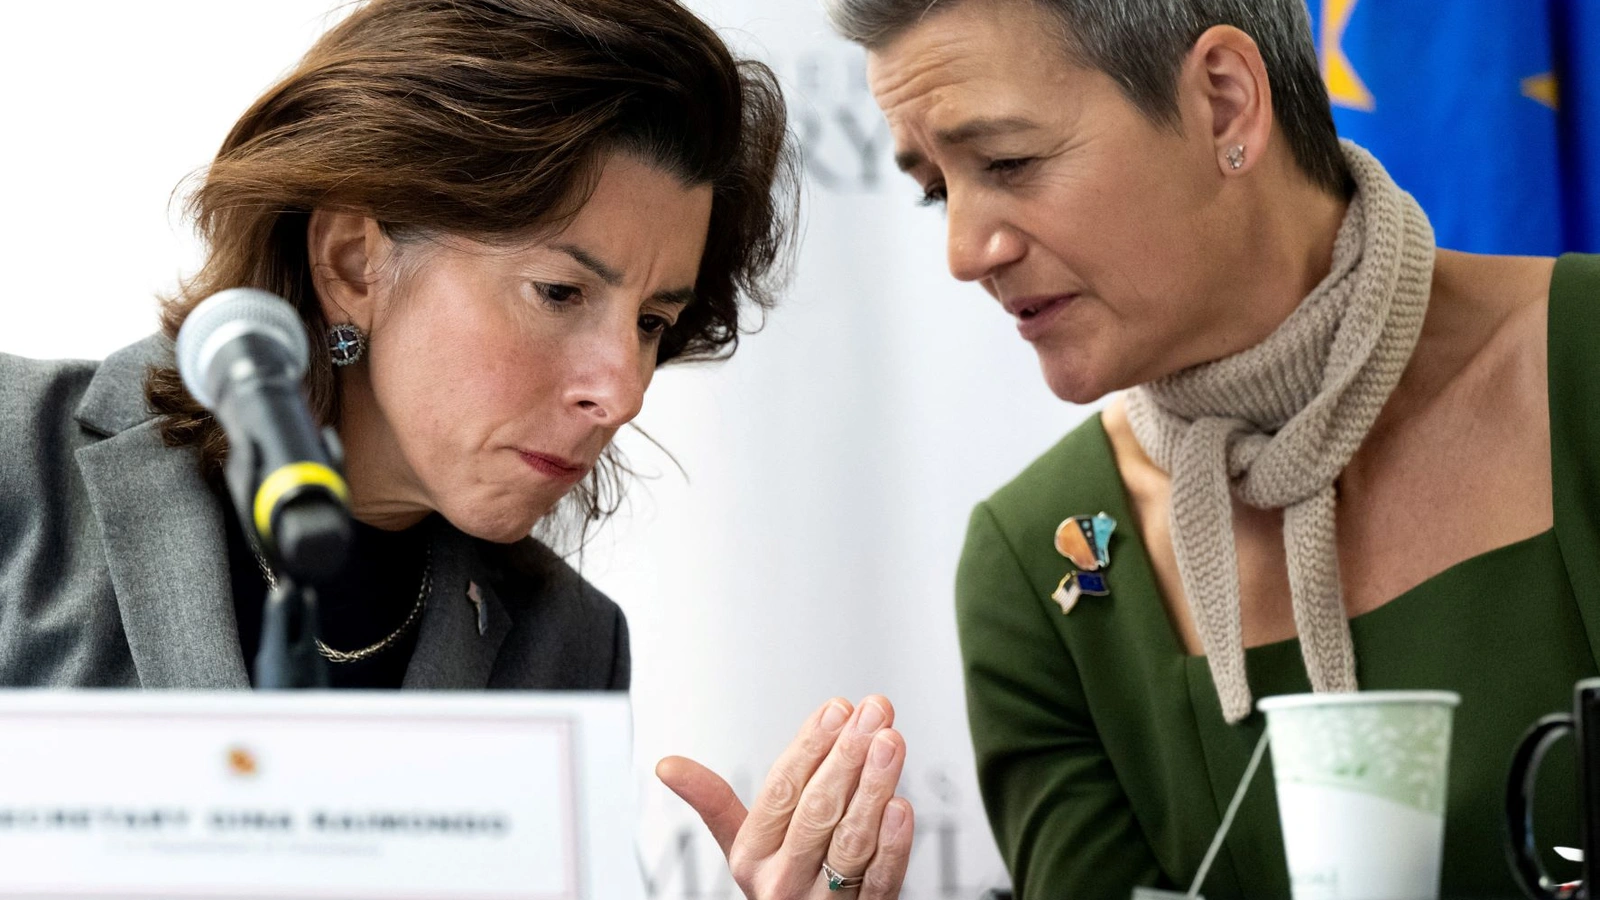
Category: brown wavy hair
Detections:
[{"x1": 146, "y1": 0, "x2": 798, "y2": 528}]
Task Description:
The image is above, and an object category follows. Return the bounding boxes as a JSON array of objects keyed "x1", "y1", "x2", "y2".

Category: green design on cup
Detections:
[{"x1": 1266, "y1": 702, "x2": 1455, "y2": 814}]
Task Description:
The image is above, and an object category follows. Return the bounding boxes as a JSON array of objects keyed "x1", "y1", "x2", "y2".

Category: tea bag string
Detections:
[{"x1": 1187, "y1": 731, "x2": 1271, "y2": 900}]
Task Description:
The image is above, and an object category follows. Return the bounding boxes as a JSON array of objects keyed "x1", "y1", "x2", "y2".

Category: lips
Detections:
[
  {"x1": 1006, "y1": 293, "x2": 1078, "y2": 341},
  {"x1": 516, "y1": 450, "x2": 589, "y2": 483}
]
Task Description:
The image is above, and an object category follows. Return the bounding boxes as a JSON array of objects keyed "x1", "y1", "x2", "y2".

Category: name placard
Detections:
[{"x1": 0, "y1": 690, "x2": 643, "y2": 899}]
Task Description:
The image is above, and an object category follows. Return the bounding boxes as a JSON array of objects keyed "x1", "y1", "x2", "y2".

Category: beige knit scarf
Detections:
[{"x1": 1125, "y1": 142, "x2": 1435, "y2": 724}]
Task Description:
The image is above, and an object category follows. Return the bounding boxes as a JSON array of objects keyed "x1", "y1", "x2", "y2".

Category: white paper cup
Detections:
[{"x1": 1258, "y1": 691, "x2": 1461, "y2": 900}]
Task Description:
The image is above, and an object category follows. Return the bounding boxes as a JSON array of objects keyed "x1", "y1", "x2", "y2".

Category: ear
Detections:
[
  {"x1": 1184, "y1": 25, "x2": 1274, "y2": 176},
  {"x1": 307, "y1": 210, "x2": 389, "y2": 329}
]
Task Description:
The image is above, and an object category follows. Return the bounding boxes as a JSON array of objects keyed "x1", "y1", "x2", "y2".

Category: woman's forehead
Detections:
[
  {"x1": 867, "y1": 6, "x2": 1090, "y2": 165},
  {"x1": 868, "y1": 2, "x2": 1080, "y2": 110}
]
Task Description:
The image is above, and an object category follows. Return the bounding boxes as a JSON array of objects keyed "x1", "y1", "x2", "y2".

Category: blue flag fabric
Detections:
[{"x1": 1302, "y1": 0, "x2": 1600, "y2": 254}]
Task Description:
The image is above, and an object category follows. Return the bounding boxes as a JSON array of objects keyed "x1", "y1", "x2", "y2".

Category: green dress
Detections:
[{"x1": 955, "y1": 253, "x2": 1600, "y2": 899}]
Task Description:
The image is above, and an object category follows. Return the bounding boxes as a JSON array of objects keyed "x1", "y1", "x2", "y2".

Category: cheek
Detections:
[
  {"x1": 369, "y1": 293, "x2": 550, "y2": 467},
  {"x1": 639, "y1": 356, "x2": 658, "y2": 394},
  {"x1": 1031, "y1": 180, "x2": 1211, "y2": 332},
  {"x1": 1046, "y1": 141, "x2": 1207, "y2": 268}
]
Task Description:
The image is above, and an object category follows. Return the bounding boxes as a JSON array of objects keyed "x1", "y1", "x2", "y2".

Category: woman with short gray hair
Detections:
[{"x1": 830, "y1": 0, "x2": 1600, "y2": 896}]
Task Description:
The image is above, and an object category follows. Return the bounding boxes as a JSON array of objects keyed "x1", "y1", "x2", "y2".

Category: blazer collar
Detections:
[
  {"x1": 74, "y1": 335, "x2": 171, "y2": 438},
  {"x1": 72, "y1": 335, "x2": 512, "y2": 690}
]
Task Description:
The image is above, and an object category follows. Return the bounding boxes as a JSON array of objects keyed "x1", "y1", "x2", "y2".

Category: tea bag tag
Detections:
[{"x1": 1130, "y1": 731, "x2": 1270, "y2": 900}]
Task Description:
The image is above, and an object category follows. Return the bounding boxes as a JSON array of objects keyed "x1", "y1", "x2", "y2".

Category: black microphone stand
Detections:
[
  {"x1": 256, "y1": 572, "x2": 330, "y2": 689},
  {"x1": 226, "y1": 433, "x2": 352, "y2": 690}
]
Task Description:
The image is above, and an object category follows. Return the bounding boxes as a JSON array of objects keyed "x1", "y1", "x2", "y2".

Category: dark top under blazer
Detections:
[{"x1": 0, "y1": 336, "x2": 630, "y2": 690}]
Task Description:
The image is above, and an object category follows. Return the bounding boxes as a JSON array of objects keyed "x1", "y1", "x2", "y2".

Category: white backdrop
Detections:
[{"x1": 0, "y1": 3, "x2": 1092, "y2": 897}]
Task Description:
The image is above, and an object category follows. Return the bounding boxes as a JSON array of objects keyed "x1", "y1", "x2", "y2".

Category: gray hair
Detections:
[{"x1": 825, "y1": 0, "x2": 1350, "y2": 196}]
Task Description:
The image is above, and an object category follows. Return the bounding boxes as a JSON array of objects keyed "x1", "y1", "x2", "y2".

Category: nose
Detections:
[
  {"x1": 564, "y1": 327, "x2": 647, "y2": 427},
  {"x1": 946, "y1": 192, "x2": 1026, "y2": 283}
]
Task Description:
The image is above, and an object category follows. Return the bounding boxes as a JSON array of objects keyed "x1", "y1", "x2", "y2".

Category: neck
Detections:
[
  {"x1": 1195, "y1": 164, "x2": 1350, "y2": 368},
  {"x1": 1257, "y1": 179, "x2": 1348, "y2": 307},
  {"x1": 335, "y1": 367, "x2": 434, "y2": 532},
  {"x1": 1371, "y1": 249, "x2": 1556, "y2": 426}
]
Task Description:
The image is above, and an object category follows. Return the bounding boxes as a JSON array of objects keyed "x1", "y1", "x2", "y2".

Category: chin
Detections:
[{"x1": 1037, "y1": 351, "x2": 1114, "y2": 406}]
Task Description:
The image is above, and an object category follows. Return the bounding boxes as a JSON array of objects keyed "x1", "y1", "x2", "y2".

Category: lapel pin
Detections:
[
  {"x1": 1051, "y1": 512, "x2": 1116, "y2": 614},
  {"x1": 467, "y1": 581, "x2": 488, "y2": 636}
]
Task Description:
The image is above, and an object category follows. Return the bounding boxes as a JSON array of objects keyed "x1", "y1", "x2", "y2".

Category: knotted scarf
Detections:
[{"x1": 1125, "y1": 141, "x2": 1435, "y2": 723}]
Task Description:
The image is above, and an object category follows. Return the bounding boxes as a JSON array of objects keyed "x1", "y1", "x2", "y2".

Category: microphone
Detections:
[{"x1": 177, "y1": 288, "x2": 352, "y2": 583}]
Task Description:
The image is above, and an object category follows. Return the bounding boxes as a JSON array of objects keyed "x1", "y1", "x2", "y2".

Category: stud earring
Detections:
[
  {"x1": 327, "y1": 323, "x2": 367, "y2": 366},
  {"x1": 1226, "y1": 144, "x2": 1246, "y2": 171}
]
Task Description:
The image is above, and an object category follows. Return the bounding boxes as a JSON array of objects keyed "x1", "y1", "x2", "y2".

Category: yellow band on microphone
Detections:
[{"x1": 253, "y1": 462, "x2": 350, "y2": 540}]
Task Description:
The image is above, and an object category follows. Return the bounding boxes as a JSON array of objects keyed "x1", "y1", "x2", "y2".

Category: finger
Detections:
[
  {"x1": 737, "y1": 697, "x2": 854, "y2": 860},
  {"x1": 822, "y1": 728, "x2": 906, "y2": 879},
  {"x1": 656, "y1": 756, "x2": 748, "y2": 857},
  {"x1": 777, "y1": 696, "x2": 895, "y2": 874},
  {"x1": 858, "y1": 797, "x2": 914, "y2": 900}
]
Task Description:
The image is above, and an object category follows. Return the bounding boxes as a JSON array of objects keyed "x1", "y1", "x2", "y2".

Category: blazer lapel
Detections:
[
  {"x1": 75, "y1": 419, "x2": 250, "y2": 688},
  {"x1": 403, "y1": 522, "x2": 512, "y2": 689},
  {"x1": 71, "y1": 336, "x2": 508, "y2": 691}
]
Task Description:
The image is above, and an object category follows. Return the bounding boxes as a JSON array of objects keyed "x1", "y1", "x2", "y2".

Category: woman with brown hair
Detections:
[{"x1": 0, "y1": 0, "x2": 912, "y2": 895}]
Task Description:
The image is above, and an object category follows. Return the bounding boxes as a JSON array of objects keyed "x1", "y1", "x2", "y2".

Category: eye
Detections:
[
  {"x1": 986, "y1": 157, "x2": 1036, "y2": 177},
  {"x1": 916, "y1": 183, "x2": 947, "y2": 208},
  {"x1": 534, "y1": 282, "x2": 582, "y2": 307},
  {"x1": 639, "y1": 314, "x2": 673, "y2": 337}
]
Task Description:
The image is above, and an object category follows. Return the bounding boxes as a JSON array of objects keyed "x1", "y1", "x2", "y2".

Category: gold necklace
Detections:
[{"x1": 250, "y1": 546, "x2": 431, "y2": 664}]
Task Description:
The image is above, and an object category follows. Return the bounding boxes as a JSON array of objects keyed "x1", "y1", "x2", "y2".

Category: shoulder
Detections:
[
  {"x1": 0, "y1": 335, "x2": 168, "y2": 441},
  {"x1": 1547, "y1": 253, "x2": 1600, "y2": 481},
  {"x1": 478, "y1": 536, "x2": 629, "y2": 690},
  {"x1": 979, "y1": 409, "x2": 1121, "y2": 551},
  {"x1": 1400, "y1": 252, "x2": 1552, "y2": 439},
  {"x1": 1553, "y1": 252, "x2": 1600, "y2": 297},
  {"x1": 1461, "y1": 261, "x2": 1550, "y2": 417},
  {"x1": 1550, "y1": 253, "x2": 1600, "y2": 361},
  {"x1": 0, "y1": 352, "x2": 102, "y2": 497},
  {"x1": 0, "y1": 336, "x2": 168, "y2": 488},
  {"x1": 0, "y1": 347, "x2": 146, "y2": 687},
  {"x1": 958, "y1": 409, "x2": 1124, "y2": 619},
  {"x1": 0, "y1": 349, "x2": 100, "y2": 537},
  {"x1": 1546, "y1": 253, "x2": 1600, "y2": 620},
  {"x1": 0, "y1": 351, "x2": 99, "y2": 434}
]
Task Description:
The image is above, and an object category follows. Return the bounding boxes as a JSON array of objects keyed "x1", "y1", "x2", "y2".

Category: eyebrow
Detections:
[
  {"x1": 555, "y1": 243, "x2": 623, "y2": 285},
  {"x1": 654, "y1": 286, "x2": 697, "y2": 307},
  {"x1": 554, "y1": 242, "x2": 696, "y2": 306},
  {"x1": 894, "y1": 115, "x2": 1042, "y2": 172}
]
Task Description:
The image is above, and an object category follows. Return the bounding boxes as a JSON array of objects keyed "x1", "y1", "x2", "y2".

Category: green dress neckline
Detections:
[{"x1": 1078, "y1": 409, "x2": 1559, "y2": 664}]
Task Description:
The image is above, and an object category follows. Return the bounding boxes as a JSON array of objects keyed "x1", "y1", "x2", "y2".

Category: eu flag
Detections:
[{"x1": 1302, "y1": 0, "x2": 1600, "y2": 254}]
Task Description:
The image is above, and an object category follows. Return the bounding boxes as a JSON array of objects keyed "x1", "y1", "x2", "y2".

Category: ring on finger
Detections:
[{"x1": 821, "y1": 860, "x2": 865, "y2": 892}]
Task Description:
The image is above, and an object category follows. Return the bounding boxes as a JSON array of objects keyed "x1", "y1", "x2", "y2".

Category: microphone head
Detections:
[{"x1": 176, "y1": 288, "x2": 310, "y2": 410}]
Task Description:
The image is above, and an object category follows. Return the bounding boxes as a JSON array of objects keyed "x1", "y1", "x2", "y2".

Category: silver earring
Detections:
[
  {"x1": 1226, "y1": 144, "x2": 1246, "y2": 171},
  {"x1": 327, "y1": 323, "x2": 367, "y2": 366}
]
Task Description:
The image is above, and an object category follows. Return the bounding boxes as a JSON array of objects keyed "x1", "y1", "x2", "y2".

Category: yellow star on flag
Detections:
[
  {"x1": 1522, "y1": 72, "x2": 1559, "y2": 111},
  {"x1": 1322, "y1": 0, "x2": 1375, "y2": 111}
]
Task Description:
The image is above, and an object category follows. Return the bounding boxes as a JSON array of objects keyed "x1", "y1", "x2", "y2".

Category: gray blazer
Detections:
[{"x1": 0, "y1": 336, "x2": 629, "y2": 690}]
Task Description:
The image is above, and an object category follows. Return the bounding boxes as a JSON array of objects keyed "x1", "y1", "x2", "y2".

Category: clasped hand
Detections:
[{"x1": 657, "y1": 695, "x2": 913, "y2": 899}]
